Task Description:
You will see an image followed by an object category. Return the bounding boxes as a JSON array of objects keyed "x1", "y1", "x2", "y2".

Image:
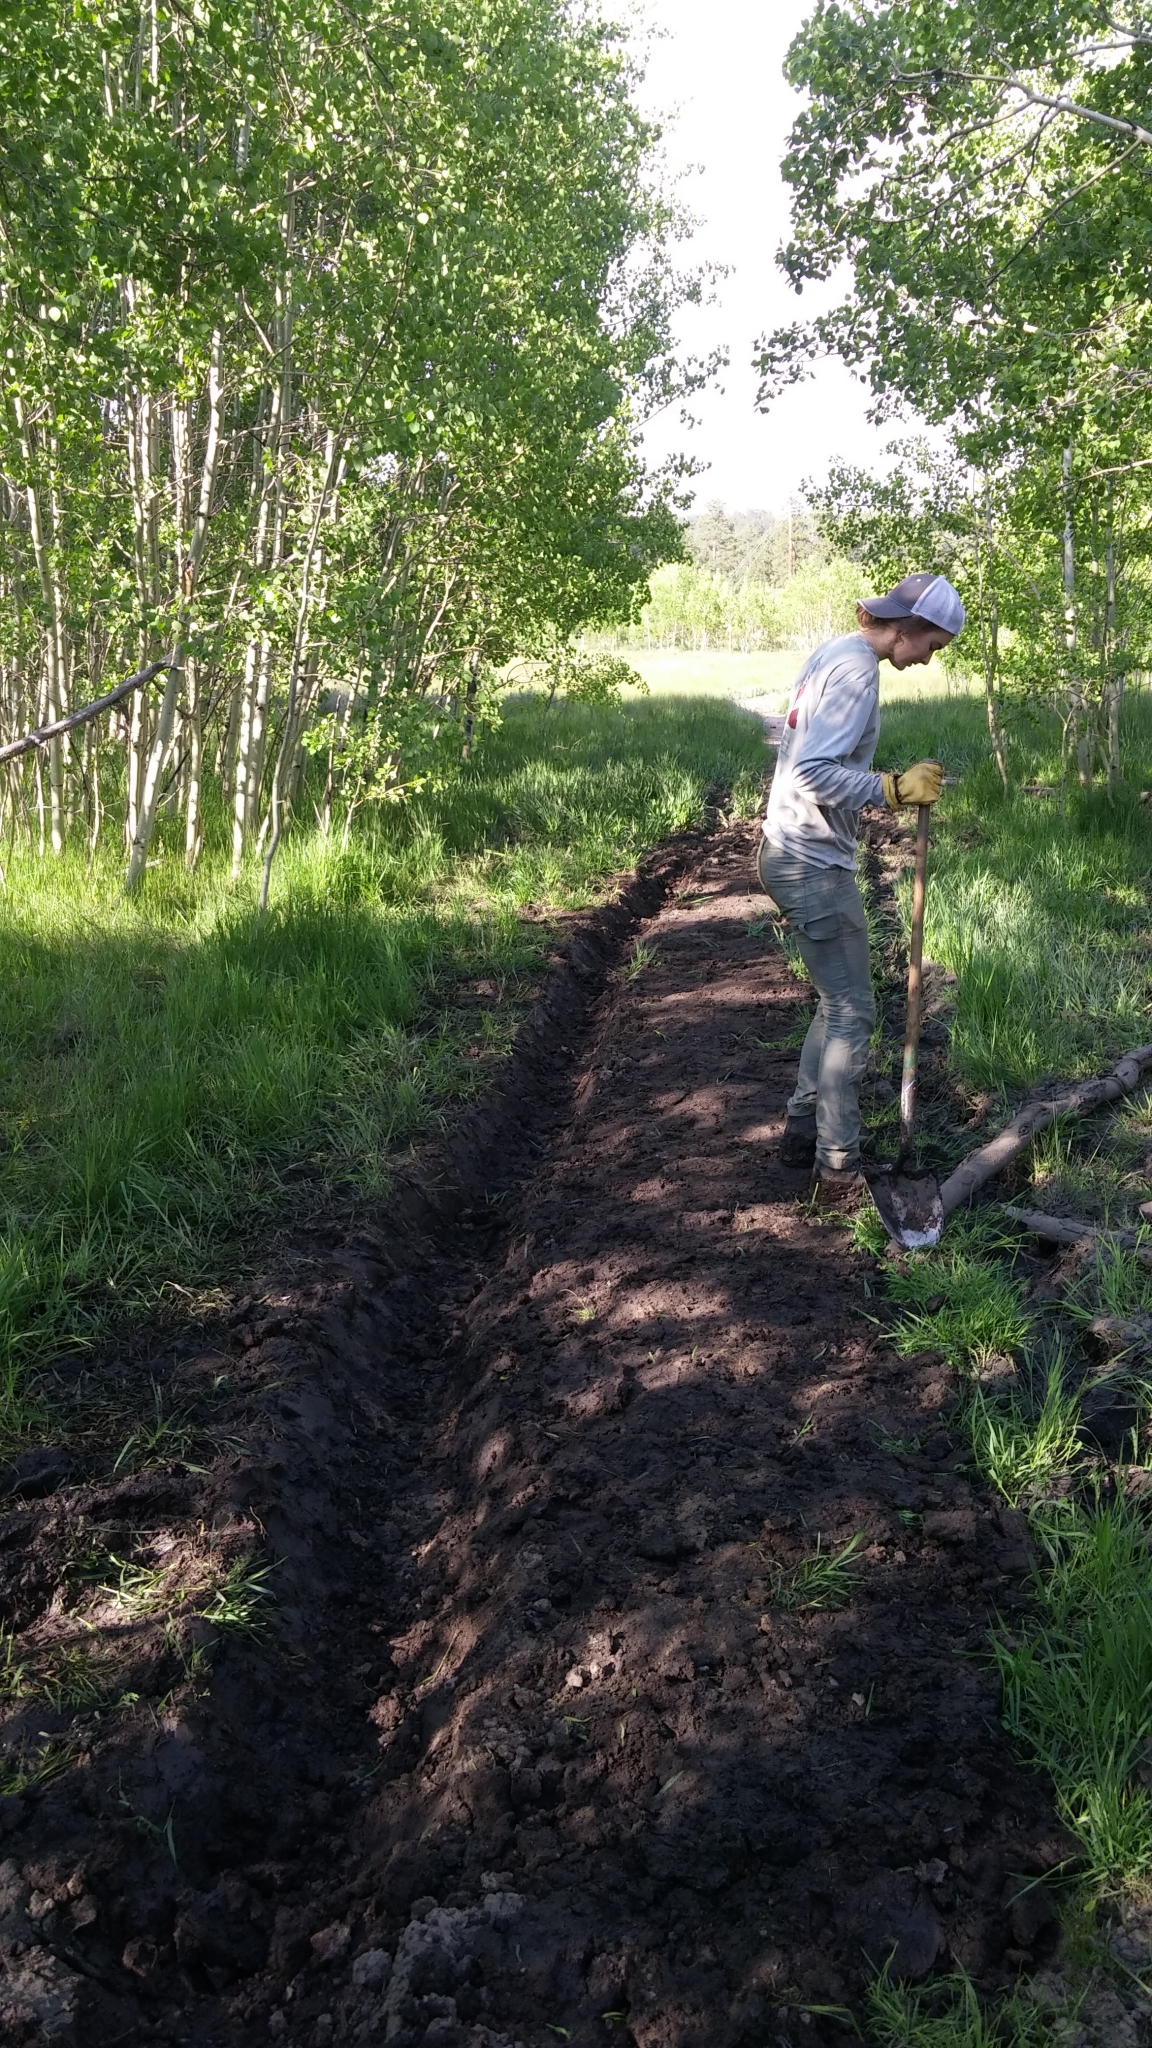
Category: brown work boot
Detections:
[
  {"x1": 810, "y1": 1164, "x2": 865, "y2": 1214},
  {"x1": 778, "y1": 1114, "x2": 817, "y2": 1168}
]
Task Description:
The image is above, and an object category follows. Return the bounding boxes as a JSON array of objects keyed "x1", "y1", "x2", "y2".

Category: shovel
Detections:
[{"x1": 864, "y1": 803, "x2": 944, "y2": 1249}]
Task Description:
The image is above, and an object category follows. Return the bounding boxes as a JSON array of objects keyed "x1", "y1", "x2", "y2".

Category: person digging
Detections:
[{"x1": 759, "y1": 570, "x2": 965, "y2": 1203}]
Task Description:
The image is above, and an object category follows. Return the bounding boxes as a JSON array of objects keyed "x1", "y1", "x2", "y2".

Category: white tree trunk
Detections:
[
  {"x1": 125, "y1": 330, "x2": 223, "y2": 891},
  {"x1": 259, "y1": 430, "x2": 342, "y2": 912}
]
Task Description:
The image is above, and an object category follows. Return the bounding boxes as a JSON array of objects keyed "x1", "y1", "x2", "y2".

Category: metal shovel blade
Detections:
[{"x1": 864, "y1": 1163, "x2": 943, "y2": 1250}]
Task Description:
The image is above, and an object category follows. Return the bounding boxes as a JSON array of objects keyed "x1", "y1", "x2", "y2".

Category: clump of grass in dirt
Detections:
[
  {"x1": 198, "y1": 1556, "x2": 277, "y2": 1634},
  {"x1": 756, "y1": 1009, "x2": 814, "y2": 1050},
  {"x1": 994, "y1": 1487, "x2": 1152, "y2": 1887},
  {"x1": 880, "y1": 1221, "x2": 1033, "y2": 1371},
  {"x1": 853, "y1": 1204, "x2": 893, "y2": 1260},
  {"x1": 111, "y1": 1380, "x2": 204, "y2": 1476},
  {"x1": 0, "y1": 1545, "x2": 277, "y2": 1802},
  {"x1": 1066, "y1": 1238, "x2": 1152, "y2": 1328},
  {"x1": 0, "y1": 1735, "x2": 81, "y2": 1798},
  {"x1": 0, "y1": 1633, "x2": 137, "y2": 1715},
  {"x1": 621, "y1": 938, "x2": 661, "y2": 981},
  {"x1": 86, "y1": 1547, "x2": 273, "y2": 1636},
  {"x1": 774, "y1": 1532, "x2": 866, "y2": 1610},
  {"x1": 0, "y1": 692, "x2": 766, "y2": 1448},
  {"x1": 866, "y1": 1966, "x2": 1057, "y2": 2046},
  {"x1": 964, "y1": 1348, "x2": 1082, "y2": 1508}
]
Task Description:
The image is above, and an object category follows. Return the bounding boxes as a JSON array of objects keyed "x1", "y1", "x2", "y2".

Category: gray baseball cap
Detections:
[{"x1": 861, "y1": 571, "x2": 965, "y2": 636}]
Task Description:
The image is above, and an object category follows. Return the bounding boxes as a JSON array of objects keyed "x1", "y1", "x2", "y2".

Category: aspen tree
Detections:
[{"x1": 761, "y1": 0, "x2": 1152, "y2": 781}]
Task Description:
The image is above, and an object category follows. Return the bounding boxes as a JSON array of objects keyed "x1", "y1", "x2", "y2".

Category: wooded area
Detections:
[{"x1": 0, "y1": 0, "x2": 695, "y2": 891}]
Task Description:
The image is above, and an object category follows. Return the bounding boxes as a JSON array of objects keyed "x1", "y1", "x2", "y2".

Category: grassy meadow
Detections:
[
  {"x1": 8, "y1": 642, "x2": 1152, "y2": 2020},
  {"x1": 620, "y1": 648, "x2": 800, "y2": 698},
  {"x1": 618, "y1": 643, "x2": 958, "y2": 705},
  {"x1": 0, "y1": 692, "x2": 767, "y2": 1428}
]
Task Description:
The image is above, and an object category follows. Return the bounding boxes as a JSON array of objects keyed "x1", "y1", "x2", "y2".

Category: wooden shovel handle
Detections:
[{"x1": 898, "y1": 803, "x2": 931, "y2": 1162}]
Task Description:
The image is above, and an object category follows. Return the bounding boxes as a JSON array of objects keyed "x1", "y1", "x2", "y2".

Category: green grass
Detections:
[
  {"x1": 881, "y1": 1217, "x2": 1034, "y2": 1370},
  {"x1": 615, "y1": 648, "x2": 800, "y2": 699},
  {"x1": 866, "y1": 1969, "x2": 1057, "y2": 2046},
  {"x1": 0, "y1": 692, "x2": 767, "y2": 1436},
  {"x1": 1066, "y1": 1237, "x2": 1152, "y2": 1326},
  {"x1": 963, "y1": 1349, "x2": 1082, "y2": 1507},
  {"x1": 620, "y1": 938, "x2": 661, "y2": 982},
  {"x1": 774, "y1": 1532, "x2": 866, "y2": 1610},
  {"x1": 878, "y1": 687, "x2": 1152, "y2": 1091},
  {"x1": 995, "y1": 1490, "x2": 1152, "y2": 1886}
]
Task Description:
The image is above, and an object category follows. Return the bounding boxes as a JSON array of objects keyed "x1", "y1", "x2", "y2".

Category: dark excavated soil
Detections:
[{"x1": 0, "y1": 813, "x2": 1067, "y2": 2048}]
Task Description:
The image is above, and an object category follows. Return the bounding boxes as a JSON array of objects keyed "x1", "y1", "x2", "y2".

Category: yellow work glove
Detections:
[{"x1": 881, "y1": 759, "x2": 944, "y2": 810}]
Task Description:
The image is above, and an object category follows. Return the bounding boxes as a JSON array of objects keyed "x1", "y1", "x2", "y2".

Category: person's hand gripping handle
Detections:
[{"x1": 881, "y1": 759, "x2": 943, "y2": 811}]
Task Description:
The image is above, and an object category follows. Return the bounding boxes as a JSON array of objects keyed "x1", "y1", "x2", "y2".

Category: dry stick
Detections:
[
  {"x1": 0, "y1": 662, "x2": 170, "y2": 766},
  {"x1": 940, "y1": 1042, "x2": 1152, "y2": 1218},
  {"x1": 1002, "y1": 1206, "x2": 1152, "y2": 1266}
]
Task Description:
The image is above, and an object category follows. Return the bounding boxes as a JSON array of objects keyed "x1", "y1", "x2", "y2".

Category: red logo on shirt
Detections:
[{"x1": 786, "y1": 681, "x2": 808, "y2": 730}]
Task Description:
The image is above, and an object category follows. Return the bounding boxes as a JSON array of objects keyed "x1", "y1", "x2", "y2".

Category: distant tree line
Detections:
[{"x1": 596, "y1": 502, "x2": 861, "y2": 653}]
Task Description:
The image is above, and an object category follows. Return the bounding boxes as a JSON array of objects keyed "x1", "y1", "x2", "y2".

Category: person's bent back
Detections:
[{"x1": 759, "y1": 571, "x2": 963, "y2": 1198}]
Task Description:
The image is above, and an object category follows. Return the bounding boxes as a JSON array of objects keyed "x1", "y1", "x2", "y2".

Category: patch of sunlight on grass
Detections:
[
  {"x1": 1066, "y1": 1239, "x2": 1152, "y2": 1326},
  {"x1": 1027, "y1": 1123, "x2": 1139, "y2": 1226},
  {"x1": 607, "y1": 648, "x2": 800, "y2": 699},
  {"x1": 605, "y1": 646, "x2": 960, "y2": 705}
]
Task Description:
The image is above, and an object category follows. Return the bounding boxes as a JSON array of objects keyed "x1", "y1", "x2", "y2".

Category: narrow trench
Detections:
[{"x1": 0, "y1": 811, "x2": 1064, "y2": 2048}]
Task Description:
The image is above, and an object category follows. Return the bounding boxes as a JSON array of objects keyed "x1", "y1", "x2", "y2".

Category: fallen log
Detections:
[
  {"x1": 1003, "y1": 1205, "x2": 1152, "y2": 1266},
  {"x1": 0, "y1": 660, "x2": 169, "y2": 766},
  {"x1": 940, "y1": 1043, "x2": 1152, "y2": 1218}
]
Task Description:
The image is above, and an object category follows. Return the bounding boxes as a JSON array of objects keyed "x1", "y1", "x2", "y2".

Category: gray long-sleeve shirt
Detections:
[{"x1": 762, "y1": 632, "x2": 883, "y2": 870}]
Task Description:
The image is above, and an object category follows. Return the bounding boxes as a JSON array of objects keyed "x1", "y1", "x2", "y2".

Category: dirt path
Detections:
[{"x1": 0, "y1": 815, "x2": 1065, "y2": 2048}]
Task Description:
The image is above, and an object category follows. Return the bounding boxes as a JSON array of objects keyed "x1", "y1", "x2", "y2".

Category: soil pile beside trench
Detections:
[{"x1": 0, "y1": 815, "x2": 1064, "y2": 2048}]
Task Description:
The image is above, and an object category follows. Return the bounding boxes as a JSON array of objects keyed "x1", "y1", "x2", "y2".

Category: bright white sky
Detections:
[{"x1": 633, "y1": 0, "x2": 902, "y2": 517}]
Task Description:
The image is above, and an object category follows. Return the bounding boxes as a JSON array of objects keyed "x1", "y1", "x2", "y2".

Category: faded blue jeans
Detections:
[{"x1": 758, "y1": 841, "x2": 875, "y2": 1170}]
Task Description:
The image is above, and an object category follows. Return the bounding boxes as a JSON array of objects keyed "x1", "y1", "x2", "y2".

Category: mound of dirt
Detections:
[{"x1": 0, "y1": 816, "x2": 1064, "y2": 2048}]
